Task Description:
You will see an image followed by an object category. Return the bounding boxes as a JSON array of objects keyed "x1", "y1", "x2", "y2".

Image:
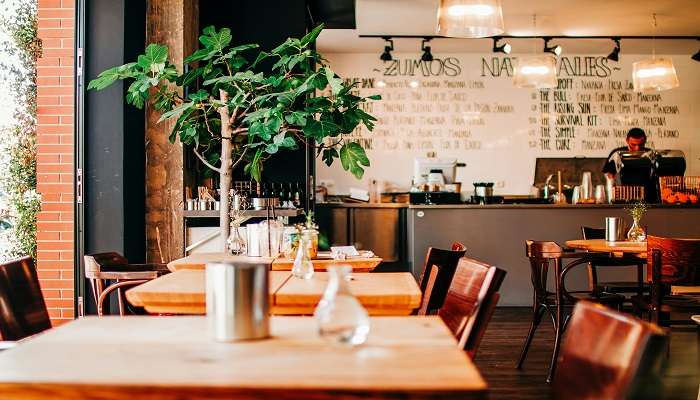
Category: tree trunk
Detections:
[{"x1": 218, "y1": 90, "x2": 232, "y2": 251}]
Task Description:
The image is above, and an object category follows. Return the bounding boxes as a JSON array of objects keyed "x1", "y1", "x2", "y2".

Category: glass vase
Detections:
[
  {"x1": 314, "y1": 265, "x2": 370, "y2": 346},
  {"x1": 227, "y1": 222, "x2": 247, "y2": 255},
  {"x1": 626, "y1": 217, "x2": 646, "y2": 242},
  {"x1": 291, "y1": 233, "x2": 314, "y2": 279}
]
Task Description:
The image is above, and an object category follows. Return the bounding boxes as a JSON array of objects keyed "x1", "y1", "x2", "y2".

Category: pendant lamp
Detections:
[
  {"x1": 513, "y1": 54, "x2": 558, "y2": 89},
  {"x1": 513, "y1": 15, "x2": 557, "y2": 89},
  {"x1": 436, "y1": 0, "x2": 504, "y2": 38},
  {"x1": 632, "y1": 15, "x2": 679, "y2": 92}
]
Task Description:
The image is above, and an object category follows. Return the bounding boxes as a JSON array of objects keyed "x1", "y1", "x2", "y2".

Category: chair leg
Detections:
[
  {"x1": 516, "y1": 304, "x2": 545, "y2": 369},
  {"x1": 116, "y1": 285, "x2": 126, "y2": 316},
  {"x1": 547, "y1": 302, "x2": 564, "y2": 383}
]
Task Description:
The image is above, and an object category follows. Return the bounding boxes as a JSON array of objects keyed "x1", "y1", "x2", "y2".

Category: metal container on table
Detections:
[
  {"x1": 605, "y1": 217, "x2": 625, "y2": 242},
  {"x1": 206, "y1": 262, "x2": 269, "y2": 341}
]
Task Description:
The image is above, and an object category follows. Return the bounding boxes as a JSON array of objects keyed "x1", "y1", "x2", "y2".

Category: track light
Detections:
[
  {"x1": 380, "y1": 37, "x2": 394, "y2": 61},
  {"x1": 421, "y1": 39, "x2": 434, "y2": 61},
  {"x1": 492, "y1": 37, "x2": 511, "y2": 54},
  {"x1": 607, "y1": 38, "x2": 621, "y2": 62},
  {"x1": 693, "y1": 39, "x2": 700, "y2": 62},
  {"x1": 543, "y1": 38, "x2": 562, "y2": 56}
]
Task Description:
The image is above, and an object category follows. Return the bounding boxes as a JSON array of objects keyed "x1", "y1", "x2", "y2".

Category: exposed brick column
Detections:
[{"x1": 36, "y1": 0, "x2": 75, "y2": 325}]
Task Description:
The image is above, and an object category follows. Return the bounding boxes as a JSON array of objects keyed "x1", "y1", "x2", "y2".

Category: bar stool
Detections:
[
  {"x1": 84, "y1": 252, "x2": 170, "y2": 316},
  {"x1": 516, "y1": 240, "x2": 625, "y2": 383}
]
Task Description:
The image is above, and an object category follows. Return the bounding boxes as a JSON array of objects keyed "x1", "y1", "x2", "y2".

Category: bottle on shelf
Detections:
[
  {"x1": 270, "y1": 182, "x2": 277, "y2": 199},
  {"x1": 293, "y1": 182, "x2": 302, "y2": 208}
]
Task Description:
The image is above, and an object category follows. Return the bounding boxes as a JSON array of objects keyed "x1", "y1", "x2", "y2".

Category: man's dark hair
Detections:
[{"x1": 627, "y1": 128, "x2": 646, "y2": 139}]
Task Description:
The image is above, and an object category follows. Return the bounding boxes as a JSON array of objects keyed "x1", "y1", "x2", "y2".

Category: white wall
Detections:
[{"x1": 317, "y1": 53, "x2": 700, "y2": 195}]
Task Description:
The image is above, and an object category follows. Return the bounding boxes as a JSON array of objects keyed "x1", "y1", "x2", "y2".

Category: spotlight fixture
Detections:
[
  {"x1": 693, "y1": 39, "x2": 700, "y2": 62},
  {"x1": 607, "y1": 38, "x2": 621, "y2": 62},
  {"x1": 421, "y1": 39, "x2": 434, "y2": 61},
  {"x1": 492, "y1": 37, "x2": 511, "y2": 54},
  {"x1": 380, "y1": 37, "x2": 394, "y2": 61},
  {"x1": 543, "y1": 38, "x2": 562, "y2": 56}
]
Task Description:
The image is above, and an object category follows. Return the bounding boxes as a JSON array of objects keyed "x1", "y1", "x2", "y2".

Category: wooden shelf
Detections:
[{"x1": 183, "y1": 209, "x2": 304, "y2": 218}]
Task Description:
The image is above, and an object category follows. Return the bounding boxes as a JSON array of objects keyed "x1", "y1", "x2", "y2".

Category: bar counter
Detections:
[{"x1": 407, "y1": 204, "x2": 700, "y2": 306}]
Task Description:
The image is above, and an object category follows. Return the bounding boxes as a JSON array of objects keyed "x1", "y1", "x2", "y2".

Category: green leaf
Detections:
[
  {"x1": 245, "y1": 149, "x2": 264, "y2": 182},
  {"x1": 303, "y1": 118, "x2": 340, "y2": 141},
  {"x1": 243, "y1": 108, "x2": 270, "y2": 123},
  {"x1": 251, "y1": 51, "x2": 269, "y2": 68},
  {"x1": 137, "y1": 44, "x2": 169, "y2": 72},
  {"x1": 157, "y1": 102, "x2": 194, "y2": 123},
  {"x1": 300, "y1": 24, "x2": 324, "y2": 47},
  {"x1": 188, "y1": 89, "x2": 209, "y2": 102},
  {"x1": 339, "y1": 142, "x2": 370, "y2": 179},
  {"x1": 322, "y1": 148, "x2": 338, "y2": 166},
  {"x1": 87, "y1": 62, "x2": 137, "y2": 90},
  {"x1": 285, "y1": 111, "x2": 307, "y2": 126},
  {"x1": 324, "y1": 67, "x2": 343, "y2": 95},
  {"x1": 199, "y1": 26, "x2": 232, "y2": 53},
  {"x1": 367, "y1": 94, "x2": 381, "y2": 100}
]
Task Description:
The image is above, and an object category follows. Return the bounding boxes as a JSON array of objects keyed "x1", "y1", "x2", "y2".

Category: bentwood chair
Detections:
[
  {"x1": 633, "y1": 236, "x2": 700, "y2": 326},
  {"x1": 517, "y1": 240, "x2": 625, "y2": 382},
  {"x1": 553, "y1": 301, "x2": 667, "y2": 400},
  {"x1": 0, "y1": 256, "x2": 52, "y2": 346},
  {"x1": 84, "y1": 252, "x2": 170, "y2": 316},
  {"x1": 416, "y1": 243, "x2": 467, "y2": 315},
  {"x1": 580, "y1": 226, "x2": 647, "y2": 298},
  {"x1": 437, "y1": 257, "x2": 506, "y2": 358}
]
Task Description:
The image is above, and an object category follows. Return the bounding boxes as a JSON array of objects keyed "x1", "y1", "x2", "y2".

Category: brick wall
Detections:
[{"x1": 36, "y1": 0, "x2": 75, "y2": 325}]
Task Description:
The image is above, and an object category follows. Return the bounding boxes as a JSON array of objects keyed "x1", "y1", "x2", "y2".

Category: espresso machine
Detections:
[
  {"x1": 616, "y1": 149, "x2": 686, "y2": 202},
  {"x1": 409, "y1": 157, "x2": 464, "y2": 205}
]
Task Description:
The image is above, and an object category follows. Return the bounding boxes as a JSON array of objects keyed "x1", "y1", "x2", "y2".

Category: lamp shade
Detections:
[
  {"x1": 513, "y1": 55, "x2": 558, "y2": 89},
  {"x1": 436, "y1": 0, "x2": 504, "y2": 38},
  {"x1": 632, "y1": 57, "x2": 679, "y2": 92}
]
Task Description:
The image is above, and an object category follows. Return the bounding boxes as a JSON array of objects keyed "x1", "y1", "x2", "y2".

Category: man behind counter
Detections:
[{"x1": 602, "y1": 128, "x2": 650, "y2": 181}]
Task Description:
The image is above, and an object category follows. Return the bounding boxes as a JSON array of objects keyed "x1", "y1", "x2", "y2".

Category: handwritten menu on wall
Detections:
[{"x1": 318, "y1": 53, "x2": 699, "y2": 195}]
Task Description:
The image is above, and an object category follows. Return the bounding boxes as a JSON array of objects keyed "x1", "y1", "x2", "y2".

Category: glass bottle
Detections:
[
  {"x1": 227, "y1": 221, "x2": 247, "y2": 255},
  {"x1": 292, "y1": 231, "x2": 314, "y2": 279},
  {"x1": 314, "y1": 265, "x2": 370, "y2": 346},
  {"x1": 626, "y1": 217, "x2": 647, "y2": 242}
]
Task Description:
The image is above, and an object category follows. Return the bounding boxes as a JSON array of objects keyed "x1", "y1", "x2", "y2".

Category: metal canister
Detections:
[
  {"x1": 205, "y1": 262, "x2": 269, "y2": 341},
  {"x1": 605, "y1": 217, "x2": 624, "y2": 242}
]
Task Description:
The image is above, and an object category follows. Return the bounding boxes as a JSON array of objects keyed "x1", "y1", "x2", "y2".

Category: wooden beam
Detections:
[{"x1": 145, "y1": 0, "x2": 199, "y2": 262}]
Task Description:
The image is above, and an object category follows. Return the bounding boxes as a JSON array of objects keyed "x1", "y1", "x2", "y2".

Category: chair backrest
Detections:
[
  {"x1": 0, "y1": 256, "x2": 52, "y2": 341},
  {"x1": 525, "y1": 240, "x2": 564, "y2": 298},
  {"x1": 451, "y1": 242, "x2": 467, "y2": 252},
  {"x1": 84, "y1": 252, "x2": 129, "y2": 278},
  {"x1": 646, "y1": 235, "x2": 700, "y2": 286},
  {"x1": 437, "y1": 257, "x2": 506, "y2": 357},
  {"x1": 581, "y1": 226, "x2": 605, "y2": 240},
  {"x1": 553, "y1": 301, "x2": 667, "y2": 400},
  {"x1": 416, "y1": 245, "x2": 467, "y2": 315}
]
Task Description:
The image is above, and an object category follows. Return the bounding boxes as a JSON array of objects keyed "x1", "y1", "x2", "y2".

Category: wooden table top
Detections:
[
  {"x1": 126, "y1": 270, "x2": 421, "y2": 316},
  {"x1": 168, "y1": 252, "x2": 382, "y2": 273},
  {"x1": 565, "y1": 239, "x2": 647, "y2": 257},
  {"x1": 0, "y1": 316, "x2": 487, "y2": 400},
  {"x1": 126, "y1": 270, "x2": 291, "y2": 315}
]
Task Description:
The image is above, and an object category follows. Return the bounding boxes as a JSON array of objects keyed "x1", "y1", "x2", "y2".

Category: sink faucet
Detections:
[{"x1": 544, "y1": 174, "x2": 555, "y2": 199}]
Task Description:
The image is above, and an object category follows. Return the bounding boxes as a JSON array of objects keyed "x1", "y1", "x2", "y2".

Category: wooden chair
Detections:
[
  {"x1": 416, "y1": 243, "x2": 467, "y2": 315},
  {"x1": 517, "y1": 240, "x2": 625, "y2": 382},
  {"x1": 84, "y1": 252, "x2": 170, "y2": 316},
  {"x1": 633, "y1": 236, "x2": 700, "y2": 326},
  {"x1": 437, "y1": 257, "x2": 506, "y2": 358},
  {"x1": 553, "y1": 300, "x2": 667, "y2": 400},
  {"x1": 581, "y1": 226, "x2": 647, "y2": 298},
  {"x1": 0, "y1": 256, "x2": 52, "y2": 344}
]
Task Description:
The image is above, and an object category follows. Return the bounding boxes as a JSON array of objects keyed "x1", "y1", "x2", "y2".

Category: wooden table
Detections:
[
  {"x1": 168, "y1": 252, "x2": 383, "y2": 273},
  {"x1": 0, "y1": 316, "x2": 487, "y2": 400},
  {"x1": 126, "y1": 270, "x2": 422, "y2": 315},
  {"x1": 565, "y1": 239, "x2": 646, "y2": 258}
]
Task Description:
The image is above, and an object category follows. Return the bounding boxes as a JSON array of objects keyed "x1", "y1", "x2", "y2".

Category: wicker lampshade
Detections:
[
  {"x1": 436, "y1": 0, "x2": 504, "y2": 38},
  {"x1": 632, "y1": 57, "x2": 680, "y2": 92},
  {"x1": 513, "y1": 55, "x2": 558, "y2": 89}
]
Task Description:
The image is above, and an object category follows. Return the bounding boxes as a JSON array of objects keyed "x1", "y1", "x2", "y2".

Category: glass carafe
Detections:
[
  {"x1": 291, "y1": 233, "x2": 314, "y2": 279},
  {"x1": 314, "y1": 265, "x2": 370, "y2": 346},
  {"x1": 227, "y1": 222, "x2": 246, "y2": 255}
]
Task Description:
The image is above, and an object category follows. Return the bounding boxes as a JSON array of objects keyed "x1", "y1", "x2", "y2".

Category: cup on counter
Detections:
[
  {"x1": 605, "y1": 217, "x2": 625, "y2": 242},
  {"x1": 594, "y1": 185, "x2": 606, "y2": 204},
  {"x1": 571, "y1": 186, "x2": 581, "y2": 204}
]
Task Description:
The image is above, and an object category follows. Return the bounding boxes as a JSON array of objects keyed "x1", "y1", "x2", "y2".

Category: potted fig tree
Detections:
[{"x1": 88, "y1": 24, "x2": 378, "y2": 250}]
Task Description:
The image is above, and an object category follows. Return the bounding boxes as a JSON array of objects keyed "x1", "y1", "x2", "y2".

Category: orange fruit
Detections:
[
  {"x1": 677, "y1": 193, "x2": 689, "y2": 204},
  {"x1": 689, "y1": 194, "x2": 699, "y2": 204},
  {"x1": 666, "y1": 194, "x2": 678, "y2": 204}
]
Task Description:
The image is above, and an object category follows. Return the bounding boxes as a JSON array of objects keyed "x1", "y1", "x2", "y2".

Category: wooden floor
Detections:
[{"x1": 474, "y1": 307, "x2": 699, "y2": 400}]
